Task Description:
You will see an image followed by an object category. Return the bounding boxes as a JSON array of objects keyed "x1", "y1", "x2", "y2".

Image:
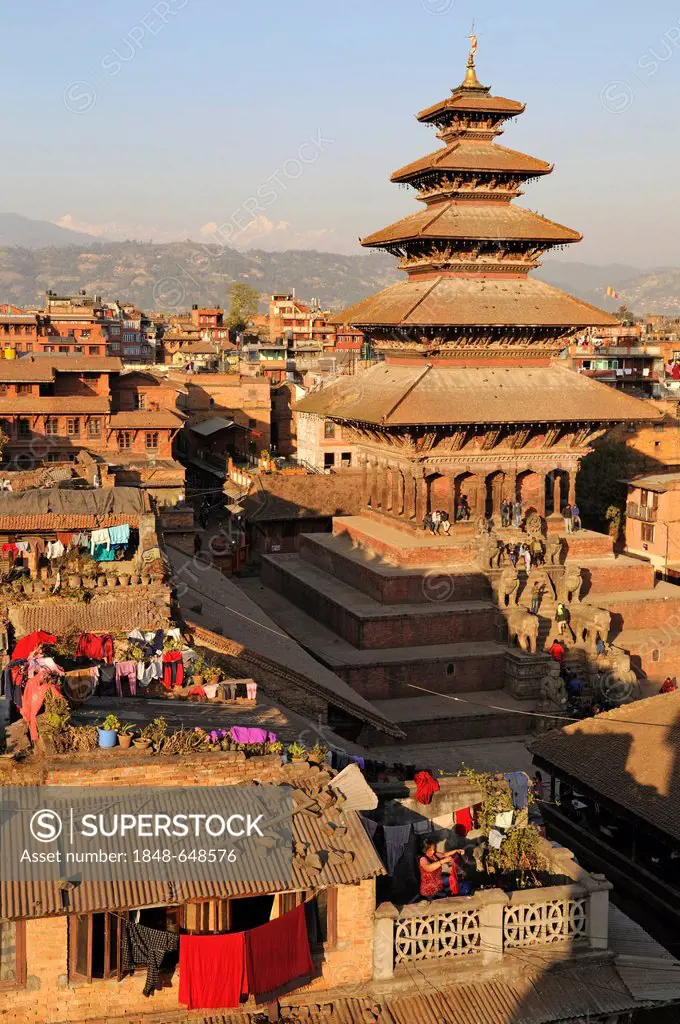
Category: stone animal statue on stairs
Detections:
[
  {"x1": 505, "y1": 607, "x2": 540, "y2": 655},
  {"x1": 497, "y1": 567, "x2": 520, "y2": 607},
  {"x1": 560, "y1": 565, "x2": 583, "y2": 604},
  {"x1": 569, "y1": 603, "x2": 611, "y2": 653},
  {"x1": 477, "y1": 532, "x2": 504, "y2": 570},
  {"x1": 545, "y1": 535, "x2": 564, "y2": 566}
]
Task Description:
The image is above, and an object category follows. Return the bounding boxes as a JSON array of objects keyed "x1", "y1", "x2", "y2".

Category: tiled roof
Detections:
[
  {"x1": 532, "y1": 691, "x2": 680, "y2": 842},
  {"x1": 0, "y1": 356, "x2": 122, "y2": 381},
  {"x1": 0, "y1": 396, "x2": 110, "y2": 414},
  {"x1": 362, "y1": 202, "x2": 580, "y2": 246},
  {"x1": 0, "y1": 512, "x2": 136, "y2": 532},
  {"x1": 242, "y1": 471, "x2": 362, "y2": 522},
  {"x1": 330, "y1": 276, "x2": 617, "y2": 330},
  {"x1": 108, "y1": 411, "x2": 184, "y2": 429},
  {"x1": 418, "y1": 92, "x2": 525, "y2": 119},
  {"x1": 296, "y1": 362, "x2": 661, "y2": 426},
  {"x1": 392, "y1": 141, "x2": 551, "y2": 181},
  {"x1": 8, "y1": 594, "x2": 171, "y2": 636}
]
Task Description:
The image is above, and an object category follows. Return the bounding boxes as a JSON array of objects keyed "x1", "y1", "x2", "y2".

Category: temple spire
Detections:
[{"x1": 459, "y1": 33, "x2": 486, "y2": 91}]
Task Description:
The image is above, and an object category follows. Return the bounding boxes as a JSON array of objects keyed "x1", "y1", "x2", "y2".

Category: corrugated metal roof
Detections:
[
  {"x1": 8, "y1": 594, "x2": 171, "y2": 636},
  {"x1": 0, "y1": 763, "x2": 384, "y2": 919}
]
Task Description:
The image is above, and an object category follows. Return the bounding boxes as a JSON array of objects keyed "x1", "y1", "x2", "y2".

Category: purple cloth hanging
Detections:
[{"x1": 229, "y1": 726, "x2": 276, "y2": 744}]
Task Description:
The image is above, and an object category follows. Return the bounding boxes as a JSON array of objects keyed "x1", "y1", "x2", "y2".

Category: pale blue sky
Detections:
[{"x1": 2, "y1": 0, "x2": 679, "y2": 263}]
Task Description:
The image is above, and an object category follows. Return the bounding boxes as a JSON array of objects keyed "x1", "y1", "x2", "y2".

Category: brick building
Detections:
[{"x1": 0, "y1": 358, "x2": 185, "y2": 496}]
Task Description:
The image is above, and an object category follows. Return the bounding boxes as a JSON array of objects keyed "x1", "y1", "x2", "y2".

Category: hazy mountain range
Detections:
[{"x1": 0, "y1": 212, "x2": 677, "y2": 314}]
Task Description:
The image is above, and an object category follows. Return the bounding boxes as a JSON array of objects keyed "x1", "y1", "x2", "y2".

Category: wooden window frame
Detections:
[
  {"x1": 0, "y1": 919, "x2": 26, "y2": 990},
  {"x1": 88, "y1": 418, "x2": 102, "y2": 438},
  {"x1": 68, "y1": 912, "x2": 120, "y2": 983},
  {"x1": 145, "y1": 431, "x2": 159, "y2": 450}
]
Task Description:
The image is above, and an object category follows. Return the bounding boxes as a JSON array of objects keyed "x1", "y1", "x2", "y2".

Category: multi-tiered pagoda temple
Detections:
[{"x1": 300, "y1": 45, "x2": 653, "y2": 526}]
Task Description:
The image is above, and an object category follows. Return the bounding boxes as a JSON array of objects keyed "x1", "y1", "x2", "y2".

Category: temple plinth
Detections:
[{"x1": 299, "y1": 45, "x2": 654, "y2": 529}]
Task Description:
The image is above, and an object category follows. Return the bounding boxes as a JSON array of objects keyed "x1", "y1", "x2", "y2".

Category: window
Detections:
[
  {"x1": 59, "y1": 346, "x2": 69, "y2": 354},
  {"x1": 67, "y1": 418, "x2": 80, "y2": 437},
  {"x1": 324, "y1": 421, "x2": 336, "y2": 439},
  {"x1": 17, "y1": 419, "x2": 30, "y2": 438},
  {"x1": 44, "y1": 417, "x2": 58, "y2": 436},
  {"x1": 145, "y1": 431, "x2": 159, "y2": 450},
  {"x1": 134, "y1": 393, "x2": 146, "y2": 410},
  {"x1": 0, "y1": 385, "x2": 6, "y2": 396},
  {"x1": 69, "y1": 913, "x2": 120, "y2": 982},
  {"x1": 341, "y1": 452, "x2": 352, "y2": 467},
  {"x1": 642, "y1": 523, "x2": 655, "y2": 544},
  {"x1": 248, "y1": 418, "x2": 257, "y2": 429},
  {"x1": 324, "y1": 453, "x2": 335, "y2": 470},
  {"x1": 278, "y1": 890, "x2": 337, "y2": 951},
  {"x1": 117, "y1": 431, "x2": 131, "y2": 450},
  {"x1": 88, "y1": 347, "x2": 98, "y2": 356},
  {"x1": 74, "y1": 346, "x2": 83, "y2": 354},
  {"x1": 0, "y1": 920, "x2": 26, "y2": 989},
  {"x1": 88, "y1": 418, "x2": 101, "y2": 438},
  {"x1": 24, "y1": 344, "x2": 32, "y2": 353},
  {"x1": 16, "y1": 384, "x2": 30, "y2": 396},
  {"x1": 81, "y1": 330, "x2": 91, "y2": 339}
]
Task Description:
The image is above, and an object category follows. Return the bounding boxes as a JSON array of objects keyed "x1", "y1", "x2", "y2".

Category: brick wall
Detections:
[{"x1": 338, "y1": 651, "x2": 506, "y2": 700}]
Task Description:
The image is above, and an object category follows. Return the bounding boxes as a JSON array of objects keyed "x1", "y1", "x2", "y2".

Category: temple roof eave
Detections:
[
  {"x1": 296, "y1": 363, "x2": 662, "y2": 428},
  {"x1": 328, "y1": 276, "x2": 615, "y2": 330},
  {"x1": 417, "y1": 95, "x2": 526, "y2": 120},
  {"x1": 391, "y1": 143, "x2": 553, "y2": 182}
]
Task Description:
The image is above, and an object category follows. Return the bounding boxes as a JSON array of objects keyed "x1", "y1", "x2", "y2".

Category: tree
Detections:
[
  {"x1": 225, "y1": 283, "x2": 260, "y2": 333},
  {"x1": 615, "y1": 304, "x2": 637, "y2": 326}
]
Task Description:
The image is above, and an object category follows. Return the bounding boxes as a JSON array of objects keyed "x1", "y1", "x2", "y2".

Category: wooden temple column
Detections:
[
  {"x1": 446, "y1": 472, "x2": 456, "y2": 522},
  {"x1": 367, "y1": 456, "x2": 379, "y2": 509},
  {"x1": 568, "y1": 469, "x2": 577, "y2": 507},
  {"x1": 474, "y1": 472, "x2": 487, "y2": 518},
  {"x1": 360, "y1": 454, "x2": 369, "y2": 507},
  {"x1": 414, "y1": 469, "x2": 427, "y2": 525},
  {"x1": 379, "y1": 460, "x2": 390, "y2": 512},
  {"x1": 537, "y1": 470, "x2": 547, "y2": 517},
  {"x1": 507, "y1": 469, "x2": 518, "y2": 505},
  {"x1": 391, "y1": 465, "x2": 402, "y2": 517},
  {"x1": 552, "y1": 472, "x2": 564, "y2": 516}
]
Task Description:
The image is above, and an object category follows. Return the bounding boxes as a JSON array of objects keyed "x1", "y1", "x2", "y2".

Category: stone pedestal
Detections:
[{"x1": 504, "y1": 649, "x2": 549, "y2": 699}]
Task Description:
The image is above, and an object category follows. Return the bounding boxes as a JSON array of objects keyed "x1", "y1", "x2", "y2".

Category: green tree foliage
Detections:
[{"x1": 225, "y1": 283, "x2": 260, "y2": 333}]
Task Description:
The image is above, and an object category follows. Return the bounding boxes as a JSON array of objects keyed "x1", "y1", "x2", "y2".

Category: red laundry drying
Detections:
[
  {"x1": 75, "y1": 633, "x2": 114, "y2": 664},
  {"x1": 21, "y1": 671, "x2": 61, "y2": 741},
  {"x1": 178, "y1": 932, "x2": 248, "y2": 1010},
  {"x1": 162, "y1": 650, "x2": 184, "y2": 689},
  {"x1": 414, "y1": 770, "x2": 440, "y2": 805},
  {"x1": 455, "y1": 807, "x2": 473, "y2": 834},
  {"x1": 12, "y1": 631, "x2": 57, "y2": 662},
  {"x1": 245, "y1": 904, "x2": 313, "y2": 999}
]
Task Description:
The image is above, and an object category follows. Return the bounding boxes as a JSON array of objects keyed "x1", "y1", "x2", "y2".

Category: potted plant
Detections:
[
  {"x1": 308, "y1": 743, "x2": 328, "y2": 766},
  {"x1": 191, "y1": 655, "x2": 206, "y2": 687},
  {"x1": 97, "y1": 714, "x2": 120, "y2": 748},
  {"x1": 287, "y1": 742, "x2": 307, "y2": 764},
  {"x1": 136, "y1": 716, "x2": 168, "y2": 752},
  {"x1": 267, "y1": 740, "x2": 283, "y2": 756},
  {"x1": 117, "y1": 723, "x2": 136, "y2": 749}
]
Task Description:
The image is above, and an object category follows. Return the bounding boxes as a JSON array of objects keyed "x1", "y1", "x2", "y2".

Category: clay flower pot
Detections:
[
  {"x1": 132, "y1": 737, "x2": 151, "y2": 750},
  {"x1": 119, "y1": 576, "x2": 131, "y2": 588},
  {"x1": 118, "y1": 733, "x2": 133, "y2": 749},
  {"x1": 67, "y1": 575, "x2": 81, "y2": 589}
]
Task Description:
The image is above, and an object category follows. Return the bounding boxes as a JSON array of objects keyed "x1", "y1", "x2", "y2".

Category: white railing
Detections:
[
  {"x1": 503, "y1": 896, "x2": 588, "y2": 948},
  {"x1": 394, "y1": 905, "x2": 481, "y2": 964}
]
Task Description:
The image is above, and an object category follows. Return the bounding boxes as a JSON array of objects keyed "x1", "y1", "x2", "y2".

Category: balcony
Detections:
[
  {"x1": 373, "y1": 839, "x2": 610, "y2": 980},
  {"x1": 627, "y1": 501, "x2": 658, "y2": 522}
]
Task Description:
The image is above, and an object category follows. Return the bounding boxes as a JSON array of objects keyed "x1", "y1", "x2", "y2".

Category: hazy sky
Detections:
[{"x1": 3, "y1": 0, "x2": 680, "y2": 264}]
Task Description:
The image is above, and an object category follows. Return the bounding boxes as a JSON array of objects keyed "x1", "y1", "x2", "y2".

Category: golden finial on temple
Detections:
[{"x1": 460, "y1": 30, "x2": 485, "y2": 90}]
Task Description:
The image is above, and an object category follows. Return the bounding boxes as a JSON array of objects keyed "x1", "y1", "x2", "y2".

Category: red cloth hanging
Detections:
[
  {"x1": 162, "y1": 650, "x2": 184, "y2": 689},
  {"x1": 245, "y1": 904, "x2": 313, "y2": 999},
  {"x1": 414, "y1": 770, "x2": 440, "y2": 806},
  {"x1": 455, "y1": 807, "x2": 473, "y2": 834},
  {"x1": 75, "y1": 633, "x2": 114, "y2": 664},
  {"x1": 21, "y1": 672, "x2": 61, "y2": 741},
  {"x1": 178, "y1": 932, "x2": 248, "y2": 1010},
  {"x1": 12, "y1": 631, "x2": 57, "y2": 662}
]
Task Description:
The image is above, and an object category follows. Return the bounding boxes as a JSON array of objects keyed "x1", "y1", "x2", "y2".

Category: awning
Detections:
[{"x1": 191, "y1": 417, "x2": 236, "y2": 437}]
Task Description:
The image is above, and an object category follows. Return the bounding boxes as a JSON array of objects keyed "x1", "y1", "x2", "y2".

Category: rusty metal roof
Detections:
[
  {"x1": 0, "y1": 762, "x2": 384, "y2": 919},
  {"x1": 362, "y1": 202, "x2": 580, "y2": 247},
  {"x1": 296, "y1": 362, "x2": 659, "y2": 427},
  {"x1": 7, "y1": 594, "x2": 171, "y2": 637},
  {"x1": 330, "y1": 276, "x2": 616, "y2": 330}
]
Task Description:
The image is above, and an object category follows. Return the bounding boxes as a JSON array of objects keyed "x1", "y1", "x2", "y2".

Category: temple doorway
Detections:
[
  {"x1": 518, "y1": 470, "x2": 542, "y2": 515},
  {"x1": 485, "y1": 471, "x2": 506, "y2": 519},
  {"x1": 454, "y1": 472, "x2": 474, "y2": 523},
  {"x1": 427, "y1": 474, "x2": 451, "y2": 517}
]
